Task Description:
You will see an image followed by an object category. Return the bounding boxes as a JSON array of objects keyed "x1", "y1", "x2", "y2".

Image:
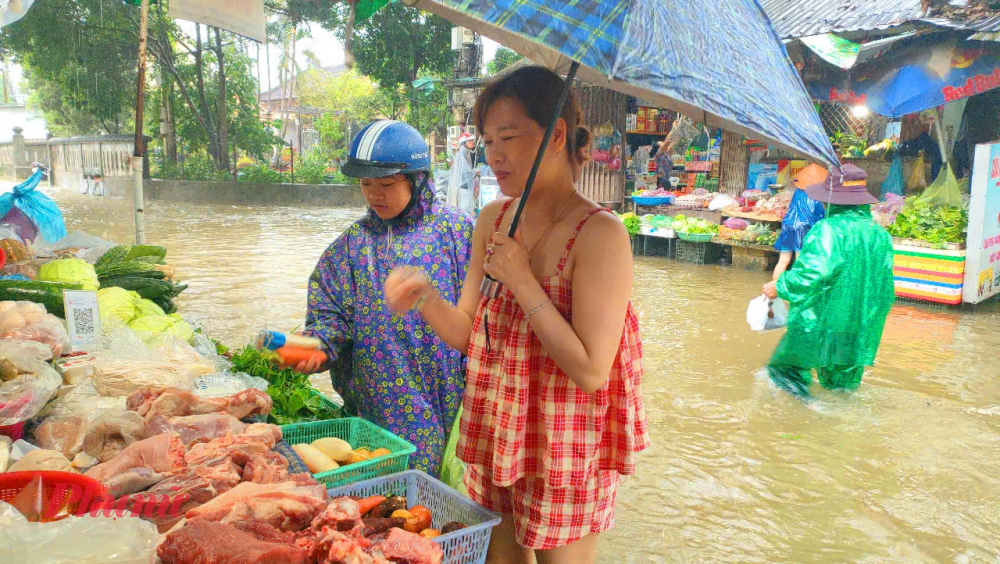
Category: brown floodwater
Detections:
[{"x1": 30, "y1": 187, "x2": 1000, "y2": 562}]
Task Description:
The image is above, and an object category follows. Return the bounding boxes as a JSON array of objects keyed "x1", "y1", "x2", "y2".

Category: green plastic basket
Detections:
[
  {"x1": 677, "y1": 231, "x2": 715, "y2": 243},
  {"x1": 281, "y1": 417, "x2": 416, "y2": 488}
]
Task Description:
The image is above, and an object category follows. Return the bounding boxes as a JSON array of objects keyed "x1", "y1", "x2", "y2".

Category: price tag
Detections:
[{"x1": 63, "y1": 290, "x2": 102, "y2": 352}]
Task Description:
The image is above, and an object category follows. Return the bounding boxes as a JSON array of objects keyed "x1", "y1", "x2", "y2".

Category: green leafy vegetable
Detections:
[
  {"x1": 229, "y1": 345, "x2": 341, "y2": 425},
  {"x1": 886, "y1": 198, "x2": 966, "y2": 245}
]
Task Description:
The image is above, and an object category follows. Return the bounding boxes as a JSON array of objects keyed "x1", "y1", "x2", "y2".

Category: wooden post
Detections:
[
  {"x1": 290, "y1": 142, "x2": 295, "y2": 184},
  {"x1": 132, "y1": 0, "x2": 150, "y2": 244}
]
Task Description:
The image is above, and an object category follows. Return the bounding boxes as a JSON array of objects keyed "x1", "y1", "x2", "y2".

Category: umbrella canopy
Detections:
[
  {"x1": 402, "y1": 0, "x2": 838, "y2": 166},
  {"x1": 806, "y1": 38, "x2": 1000, "y2": 118}
]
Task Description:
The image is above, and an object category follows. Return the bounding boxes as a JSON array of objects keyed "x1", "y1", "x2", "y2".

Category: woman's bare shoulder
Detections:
[{"x1": 475, "y1": 197, "x2": 514, "y2": 233}]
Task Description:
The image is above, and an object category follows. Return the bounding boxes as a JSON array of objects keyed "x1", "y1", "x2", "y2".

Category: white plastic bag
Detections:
[
  {"x1": 746, "y1": 295, "x2": 788, "y2": 331},
  {"x1": 708, "y1": 193, "x2": 739, "y2": 211},
  {"x1": 0, "y1": 500, "x2": 158, "y2": 564}
]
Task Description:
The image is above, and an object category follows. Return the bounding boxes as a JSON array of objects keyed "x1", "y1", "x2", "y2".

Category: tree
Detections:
[
  {"x1": 486, "y1": 46, "x2": 523, "y2": 75},
  {"x1": 1, "y1": 0, "x2": 139, "y2": 134},
  {"x1": 298, "y1": 68, "x2": 394, "y2": 162},
  {"x1": 291, "y1": 1, "x2": 453, "y2": 136}
]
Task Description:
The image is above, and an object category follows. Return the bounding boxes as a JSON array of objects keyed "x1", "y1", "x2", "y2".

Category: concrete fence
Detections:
[
  {"x1": 0, "y1": 127, "x2": 135, "y2": 187},
  {"x1": 102, "y1": 177, "x2": 365, "y2": 208}
]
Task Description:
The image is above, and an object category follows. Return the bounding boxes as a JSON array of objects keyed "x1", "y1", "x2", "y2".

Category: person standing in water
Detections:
[
  {"x1": 763, "y1": 164, "x2": 895, "y2": 397},
  {"x1": 384, "y1": 66, "x2": 648, "y2": 564},
  {"x1": 771, "y1": 163, "x2": 828, "y2": 280},
  {"x1": 292, "y1": 120, "x2": 473, "y2": 477},
  {"x1": 448, "y1": 132, "x2": 479, "y2": 215}
]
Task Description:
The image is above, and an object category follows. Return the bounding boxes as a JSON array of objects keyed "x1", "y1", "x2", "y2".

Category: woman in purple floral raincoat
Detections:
[{"x1": 297, "y1": 121, "x2": 473, "y2": 476}]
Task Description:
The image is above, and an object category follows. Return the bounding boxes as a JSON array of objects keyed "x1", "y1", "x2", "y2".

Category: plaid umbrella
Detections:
[{"x1": 403, "y1": 0, "x2": 837, "y2": 166}]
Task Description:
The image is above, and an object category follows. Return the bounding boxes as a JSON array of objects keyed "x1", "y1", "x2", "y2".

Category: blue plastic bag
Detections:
[
  {"x1": 0, "y1": 170, "x2": 67, "y2": 244},
  {"x1": 775, "y1": 188, "x2": 826, "y2": 252},
  {"x1": 880, "y1": 155, "x2": 904, "y2": 199}
]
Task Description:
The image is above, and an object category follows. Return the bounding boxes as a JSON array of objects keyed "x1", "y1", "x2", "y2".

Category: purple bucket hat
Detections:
[{"x1": 803, "y1": 164, "x2": 878, "y2": 206}]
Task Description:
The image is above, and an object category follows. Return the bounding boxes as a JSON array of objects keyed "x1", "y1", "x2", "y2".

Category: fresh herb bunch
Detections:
[
  {"x1": 229, "y1": 345, "x2": 341, "y2": 425},
  {"x1": 615, "y1": 212, "x2": 641, "y2": 238},
  {"x1": 886, "y1": 198, "x2": 967, "y2": 245}
]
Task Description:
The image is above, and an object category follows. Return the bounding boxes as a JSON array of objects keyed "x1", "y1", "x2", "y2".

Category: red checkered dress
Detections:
[{"x1": 458, "y1": 201, "x2": 649, "y2": 549}]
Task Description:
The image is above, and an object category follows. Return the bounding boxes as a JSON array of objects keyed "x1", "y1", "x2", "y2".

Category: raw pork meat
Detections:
[
  {"x1": 105, "y1": 467, "x2": 170, "y2": 497},
  {"x1": 185, "y1": 480, "x2": 328, "y2": 532},
  {"x1": 379, "y1": 528, "x2": 444, "y2": 564},
  {"x1": 145, "y1": 413, "x2": 248, "y2": 446},
  {"x1": 139, "y1": 455, "x2": 245, "y2": 532},
  {"x1": 158, "y1": 519, "x2": 310, "y2": 564},
  {"x1": 185, "y1": 424, "x2": 281, "y2": 467},
  {"x1": 127, "y1": 387, "x2": 272, "y2": 419},
  {"x1": 84, "y1": 433, "x2": 186, "y2": 484},
  {"x1": 311, "y1": 497, "x2": 363, "y2": 532},
  {"x1": 242, "y1": 451, "x2": 290, "y2": 484}
]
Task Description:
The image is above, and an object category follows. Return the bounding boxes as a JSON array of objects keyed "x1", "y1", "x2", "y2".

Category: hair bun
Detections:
[{"x1": 574, "y1": 126, "x2": 592, "y2": 165}]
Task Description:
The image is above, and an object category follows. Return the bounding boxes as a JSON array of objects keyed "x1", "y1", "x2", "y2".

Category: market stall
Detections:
[{"x1": 0, "y1": 231, "x2": 498, "y2": 564}]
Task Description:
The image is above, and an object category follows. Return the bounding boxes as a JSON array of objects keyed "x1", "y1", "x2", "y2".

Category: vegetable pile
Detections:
[
  {"x1": 229, "y1": 345, "x2": 341, "y2": 425},
  {"x1": 96, "y1": 245, "x2": 187, "y2": 314},
  {"x1": 615, "y1": 212, "x2": 641, "y2": 238},
  {"x1": 672, "y1": 215, "x2": 719, "y2": 235},
  {"x1": 351, "y1": 494, "x2": 466, "y2": 539},
  {"x1": 291, "y1": 437, "x2": 392, "y2": 474},
  {"x1": 886, "y1": 198, "x2": 967, "y2": 245}
]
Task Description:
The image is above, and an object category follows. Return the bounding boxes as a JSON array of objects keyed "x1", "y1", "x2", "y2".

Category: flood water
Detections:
[{"x1": 29, "y1": 187, "x2": 1000, "y2": 562}]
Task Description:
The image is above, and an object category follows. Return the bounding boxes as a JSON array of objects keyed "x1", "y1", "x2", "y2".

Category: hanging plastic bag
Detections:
[
  {"x1": 0, "y1": 170, "x2": 67, "y2": 245},
  {"x1": 919, "y1": 163, "x2": 963, "y2": 208},
  {"x1": 907, "y1": 153, "x2": 927, "y2": 190},
  {"x1": 439, "y1": 406, "x2": 468, "y2": 496},
  {"x1": 746, "y1": 295, "x2": 788, "y2": 332},
  {"x1": 881, "y1": 154, "x2": 904, "y2": 199}
]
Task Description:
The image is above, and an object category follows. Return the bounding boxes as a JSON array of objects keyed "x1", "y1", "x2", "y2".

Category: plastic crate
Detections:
[
  {"x1": 328, "y1": 470, "x2": 501, "y2": 564},
  {"x1": 677, "y1": 231, "x2": 714, "y2": 243},
  {"x1": 676, "y1": 240, "x2": 722, "y2": 264},
  {"x1": 281, "y1": 417, "x2": 416, "y2": 488}
]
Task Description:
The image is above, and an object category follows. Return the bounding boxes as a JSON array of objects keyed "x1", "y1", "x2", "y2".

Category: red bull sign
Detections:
[
  {"x1": 942, "y1": 68, "x2": 1000, "y2": 103},
  {"x1": 828, "y1": 87, "x2": 867, "y2": 106}
]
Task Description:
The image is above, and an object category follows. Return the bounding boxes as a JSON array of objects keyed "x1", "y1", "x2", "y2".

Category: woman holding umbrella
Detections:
[{"x1": 385, "y1": 66, "x2": 649, "y2": 563}]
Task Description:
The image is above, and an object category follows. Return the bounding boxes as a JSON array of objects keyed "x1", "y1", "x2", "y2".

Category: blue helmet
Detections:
[{"x1": 342, "y1": 120, "x2": 430, "y2": 178}]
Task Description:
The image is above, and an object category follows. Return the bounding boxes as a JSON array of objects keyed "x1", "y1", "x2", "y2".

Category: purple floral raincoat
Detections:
[{"x1": 304, "y1": 176, "x2": 473, "y2": 476}]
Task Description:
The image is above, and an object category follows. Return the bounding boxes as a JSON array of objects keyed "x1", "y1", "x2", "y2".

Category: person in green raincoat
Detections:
[{"x1": 762, "y1": 164, "x2": 895, "y2": 397}]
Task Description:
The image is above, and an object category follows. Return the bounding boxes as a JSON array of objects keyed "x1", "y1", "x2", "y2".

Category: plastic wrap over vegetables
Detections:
[{"x1": 723, "y1": 218, "x2": 748, "y2": 230}]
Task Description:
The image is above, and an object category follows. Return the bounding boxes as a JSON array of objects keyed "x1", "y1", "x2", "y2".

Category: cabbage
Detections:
[
  {"x1": 38, "y1": 258, "x2": 99, "y2": 291},
  {"x1": 128, "y1": 314, "x2": 195, "y2": 345},
  {"x1": 133, "y1": 298, "x2": 165, "y2": 319},
  {"x1": 97, "y1": 287, "x2": 139, "y2": 328}
]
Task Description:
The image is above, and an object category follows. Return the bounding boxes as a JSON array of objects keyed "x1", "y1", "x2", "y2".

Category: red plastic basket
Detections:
[{"x1": 0, "y1": 471, "x2": 112, "y2": 517}]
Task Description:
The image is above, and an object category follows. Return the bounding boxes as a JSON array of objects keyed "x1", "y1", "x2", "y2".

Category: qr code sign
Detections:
[
  {"x1": 63, "y1": 290, "x2": 102, "y2": 350},
  {"x1": 72, "y1": 307, "x2": 96, "y2": 337}
]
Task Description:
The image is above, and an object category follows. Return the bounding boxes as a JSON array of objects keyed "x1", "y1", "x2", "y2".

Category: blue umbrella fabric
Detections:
[
  {"x1": 807, "y1": 40, "x2": 1000, "y2": 118},
  {"x1": 403, "y1": 0, "x2": 838, "y2": 166}
]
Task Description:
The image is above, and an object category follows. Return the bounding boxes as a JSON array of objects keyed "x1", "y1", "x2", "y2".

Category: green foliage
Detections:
[
  {"x1": 295, "y1": 155, "x2": 328, "y2": 185},
  {"x1": 239, "y1": 163, "x2": 286, "y2": 184},
  {"x1": 2, "y1": 0, "x2": 139, "y2": 134},
  {"x1": 486, "y1": 47, "x2": 523, "y2": 75},
  {"x1": 156, "y1": 154, "x2": 231, "y2": 181},
  {"x1": 300, "y1": 1, "x2": 452, "y2": 136}
]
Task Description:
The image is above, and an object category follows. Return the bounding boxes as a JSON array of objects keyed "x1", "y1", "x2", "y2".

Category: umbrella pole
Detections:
[{"x1": 480, "y1": 61, "x2": 580, "y2": 298}]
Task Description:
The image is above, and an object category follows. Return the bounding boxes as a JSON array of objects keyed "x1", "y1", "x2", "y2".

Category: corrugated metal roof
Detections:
[{"x1": 759, "y1": 0, "x2": 964, "y2": 39}]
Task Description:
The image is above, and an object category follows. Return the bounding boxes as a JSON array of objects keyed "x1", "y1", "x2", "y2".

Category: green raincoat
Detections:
[{"x1": 768, "y1": 204, "x2": 895, "y2": 392}]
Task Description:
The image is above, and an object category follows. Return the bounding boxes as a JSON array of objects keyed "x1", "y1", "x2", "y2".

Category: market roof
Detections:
[{"x1": 758, "y1": 0, "x2": 977, "y2": 39}]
